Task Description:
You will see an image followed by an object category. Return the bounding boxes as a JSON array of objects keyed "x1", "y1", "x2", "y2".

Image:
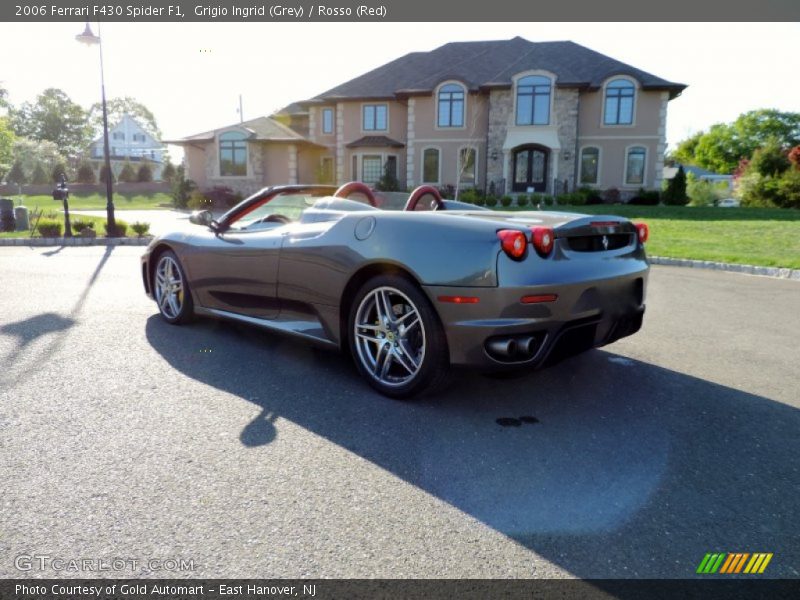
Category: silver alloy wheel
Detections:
[
  {"x1": 353, "y1": 286, "x2": 426, "y2": 388},
  {"x1": 154, "y1": 255, "x2": 184, "y2": 320}
]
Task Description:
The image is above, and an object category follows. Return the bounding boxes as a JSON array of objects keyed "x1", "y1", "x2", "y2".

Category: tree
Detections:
[
  {"x1": 9, "y1": 88, "x2": 92, "y2": 157},
  {"x1": 6, "y1": 160, "x2": 26, "y2": 185},
  {"x1": 88, "y1": 96, "x2": 161, "y2": 140},
  {"x1": 375, "y1": 159, "x2": 399, "y2": 191},
  {"x1": 118, "y1": 161, "x2": 136, "y2": 183},
  {"x1": 10, "y1": 138, "x2": 67, "y2": 179},
  {"x1": 0, "y1": 116, "x2": 15, "y2": 180},
  {"x1": 137, "y1": 160, "x2": 153, "y2": 182},
  {"x1": 662, "y1": 165, "x2": 688, "y2": 205},
  {"x1": 99, "y1": 164, "x2": 115, "y2": 184},
  {"x1": 76, "y1": 161, "x2": 96, "y2": 184},
  {"x1": 31, "y1": 163, "x2": 49, "y2": 184},
  {"x1": 749, "y1": 138, "x2": 790, "y2": 177},
  {"x1": 51, "y1": 161, "x2": 68, "y2": 183},
  {"x1": 0, "y1": 84, "x2": 8, "y2": 109},
  {"x1": 672, "y1": 109, "x2": 800, "y2": 174},
  {"x1": 161, "y1": 160, "x2": 176, "y2": 183}
]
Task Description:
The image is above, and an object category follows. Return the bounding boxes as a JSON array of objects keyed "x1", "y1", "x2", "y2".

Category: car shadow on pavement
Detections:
[{"x1": 145, "y1": 315, "x2": 799, "y2": 579}]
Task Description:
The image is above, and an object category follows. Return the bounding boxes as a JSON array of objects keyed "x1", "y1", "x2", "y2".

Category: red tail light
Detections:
[
  {"x1": 497, "y1": 229, "x2": 527, "y2": 260},
  {"x1": 635, "y1": 222, "x2": 649, "y2": 244},
  {"x1": 531, "y1": 226, "x2": 555, "y2": 257}
]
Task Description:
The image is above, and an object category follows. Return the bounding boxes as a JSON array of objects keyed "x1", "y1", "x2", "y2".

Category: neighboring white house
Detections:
[{"x1": 88, "y1": 113, "x2": 166, "y2": 179}]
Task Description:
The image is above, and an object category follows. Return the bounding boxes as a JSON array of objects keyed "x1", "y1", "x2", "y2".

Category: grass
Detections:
[
  {"x1": 7, "y1": 192, "x2": 172, "y2": 211},
  {"x1": 0, "y1": 213, "x2": 138, "y2": 238},
  {"x1": 507, "y1": 204, "x2": 800, "y2": 269}
]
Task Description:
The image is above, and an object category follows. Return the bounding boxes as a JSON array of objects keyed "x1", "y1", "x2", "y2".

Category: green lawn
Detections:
[
  {"x1": 8, "y1": 192, "x2": 172, "y2": 211},
  {"x1": 510, "y1": 204, "x2": 800, "y2": 269}
]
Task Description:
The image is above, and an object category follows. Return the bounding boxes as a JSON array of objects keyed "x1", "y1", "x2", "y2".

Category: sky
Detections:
[{"x1": 1, "y1": 21, "x2": 798, "y2": 161}]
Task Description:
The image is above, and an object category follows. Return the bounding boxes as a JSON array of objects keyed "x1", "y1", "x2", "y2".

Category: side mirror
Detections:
[{"x1": 189, "y1": 209, "x2": 214, "y2": 227}]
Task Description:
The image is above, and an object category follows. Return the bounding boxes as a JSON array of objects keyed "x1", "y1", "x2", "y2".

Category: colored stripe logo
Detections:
[{"x1": 697, "y1": 552, "x2": 773, "y2": 574}]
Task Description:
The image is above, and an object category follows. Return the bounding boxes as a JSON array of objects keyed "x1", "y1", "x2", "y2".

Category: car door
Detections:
[{"x1": 184, "y1": 226, "x2": 284, "y2": 319}]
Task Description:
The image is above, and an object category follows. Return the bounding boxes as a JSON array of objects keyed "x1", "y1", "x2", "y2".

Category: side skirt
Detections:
[{"x1": 194, "y1": 306, "x2": 339, "y2": 349}]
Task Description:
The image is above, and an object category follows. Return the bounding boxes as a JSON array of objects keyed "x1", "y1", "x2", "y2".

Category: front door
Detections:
[{"x1": 512, "y1": 146, "x2": 548, "y2": 193}]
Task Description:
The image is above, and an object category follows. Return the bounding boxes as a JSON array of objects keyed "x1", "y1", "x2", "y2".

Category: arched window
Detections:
[
  {"x1": 422, "y1": 148, "x2": 440, "y2": 183},
  {"x1": 516, "y1": 75, "x2": 551, "y2": 125},
  {"x1": 604, "y1": 79, "x2": 635, "y2": 125},
  {"x1": 625, "y1": 146, "x2": 647, "y2": 185},
  {"x1": 437, "y1": 83, "x2": 465, "y2": 128},
  {"x1": 580, "y1": 147, "x2": 600, "y2": 185},
  {"x1": 219, "y1": 131, "x2": 247, "y2": 176}
]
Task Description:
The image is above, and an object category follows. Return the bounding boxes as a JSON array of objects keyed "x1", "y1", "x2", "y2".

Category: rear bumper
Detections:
[{"x1": 423, "y1": 264, "x2": 648, "y2": 369}]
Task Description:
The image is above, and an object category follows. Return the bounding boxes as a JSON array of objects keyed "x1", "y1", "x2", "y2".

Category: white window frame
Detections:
[
  {"x1": 579, "y1": 145, "x2": 602, "y2": 186},
  {"x1": 434, "y1": 81, "x2": 467, "y2": 131},
  {"x1": 457, "y1": 145, "x2": 479, "y2": 186},
  {"x1": 601, "y1": 76, "x2": 638, "y2": 128},
  {"x1": 352, "y1": 152, "x2": 399, "y2": 185},
  {"x1": 217, "y1": 129, "x2": 250, "y2": 178},
  {"x1": 512, "y1": 70, "x2": 556, "y2": 127},
  {"x1": 321, "y1": 108, "x2": 334, "y2": 135},
  {"x1": 420, "y1": 146, "x2": 442, "y2": 185},
  {"x1": 623, "y1": 145, "x2": 648, "y2": 187},
  {"x1": 361, "y1": 103, "x2": 389, "y2": 133}
]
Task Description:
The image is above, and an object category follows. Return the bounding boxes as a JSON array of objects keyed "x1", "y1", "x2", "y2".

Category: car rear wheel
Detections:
[
  {"x1": 349, "y1": 275, "x2": 450, "y2": 398},
  {"x1": 153, "y1": 250, "x2": 194, "y2": 324}
]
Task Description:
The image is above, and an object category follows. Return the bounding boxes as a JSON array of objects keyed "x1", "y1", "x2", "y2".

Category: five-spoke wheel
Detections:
[
  {"x1": 153, "y1": 250, "x2": 194, "y2": 324},
  {"x1": 349, "y1": 275, "x2": 449, "y2": 398}
]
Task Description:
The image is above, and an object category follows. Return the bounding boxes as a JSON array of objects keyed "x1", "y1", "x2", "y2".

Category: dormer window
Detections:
[
  {"x1": 516, "y1": 75, "x2": 551, "y2": 125},
  {"x1": 437, "y1": 83, "x2": 465, "y2": 128},
  {"x1": 604, "y1": 78, "x2": 635, "y2": 125},
  {"x1": 219, "y1": 131, "x2": 247, "y2": 176}
]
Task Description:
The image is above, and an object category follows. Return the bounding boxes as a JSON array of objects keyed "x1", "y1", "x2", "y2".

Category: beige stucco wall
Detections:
[
  {"x1": 413, "y1": 91, "x2": 489, "y2": 139},
  {"x1": 576, "y1": 138, "x2": 660, "y2": 192},
  {"x1": 184, "y1": 145, "x2": 207, "y2": 187},
  {"x1": 578, "y1": 86, "x2": 663, "y2": 137},
  {"x1": 340, "y1": 100, "x2": 408, "y2": 144}
]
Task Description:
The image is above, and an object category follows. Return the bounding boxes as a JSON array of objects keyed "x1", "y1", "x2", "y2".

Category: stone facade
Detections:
[
  {"x1": 486, "y1": 90, "x2": 512, "y2": 193},
  {"x1": 553, "y1": 88, "x2": 579, "y2": 193}
]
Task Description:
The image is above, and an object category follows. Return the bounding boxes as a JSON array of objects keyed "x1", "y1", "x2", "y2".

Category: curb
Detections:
[
  {"x1": 649, "y1": 256, "x2": 800, "y2": 281},
  {"x1": 0, "y1": 236, "x2": 152, "y2": 247}
]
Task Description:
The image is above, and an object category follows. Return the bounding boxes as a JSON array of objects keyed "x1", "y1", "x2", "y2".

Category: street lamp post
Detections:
[{"x1": 76, "y1": 22, "x2": 116, "y2": 235}]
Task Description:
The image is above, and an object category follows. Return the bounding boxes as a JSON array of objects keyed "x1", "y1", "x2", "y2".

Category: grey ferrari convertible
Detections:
[{"x1": 142, "y1": 182, "x2": 650, "y2": 398}]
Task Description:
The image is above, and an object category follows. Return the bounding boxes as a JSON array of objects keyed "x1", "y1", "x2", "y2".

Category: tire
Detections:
[
  {"x1": 348, "y1": 274, "x2": 450, "y2": 399},
  {"x1": 153, "y1": 250, "x2": 194, "y2": 325}
]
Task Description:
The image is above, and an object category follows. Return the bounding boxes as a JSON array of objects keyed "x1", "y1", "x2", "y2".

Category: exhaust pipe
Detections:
[
  {"x1": 487, "y1": 337, "x2": 518, "y2": 358},
  {"x1": 516, "y1": 336, "x2": 538, "y2": 358}
]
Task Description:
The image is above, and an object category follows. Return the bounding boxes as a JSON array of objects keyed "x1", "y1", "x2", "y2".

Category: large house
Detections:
[
  {"x1": 89, "y1": 113, "x2": 166, "y2": 179},
  {"x1": 171, "y1": 37, "x2": 686, "y2": 198}
]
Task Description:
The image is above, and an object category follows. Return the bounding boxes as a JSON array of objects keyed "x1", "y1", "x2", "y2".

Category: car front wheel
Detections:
[
  {"x1": 153, "y1": 250, "x2": 194, "y2": 324},
  {"x1": 349, "y1": 275, "x2": 450, "y2": 398}
]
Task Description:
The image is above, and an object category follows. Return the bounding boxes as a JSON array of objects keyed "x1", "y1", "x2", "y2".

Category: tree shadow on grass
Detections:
[{"x1": 146, "y1": 316, "x2": 800, "y2": 579}]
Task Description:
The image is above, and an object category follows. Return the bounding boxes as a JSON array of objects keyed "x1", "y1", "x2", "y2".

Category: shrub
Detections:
[
  {"x1": 203, "y1": 186, "x2": 243, "y2": 208},
  {"x1": 71, "y1": 219, "x2": 95, "y2": 233},
  {"x1": 788, "y1": 146, "x2": 800, "y2": 170},
  {"x1": 131, "y1": 221, "x2": 151, "y2": 237},
  {"x1": 118, "y1": 162, "x2": 136, "y2": 183},
  {"x1": 576, "y1": 186, "x2": 603, "y2": 205},
  {"x1": 171, "y1": 165, "x2": 196, "y2": 209},
  {"x1": 104, "y1": 219, "x2": 129, "y2": 237},
  {"x1": 137, "y1": 162, "x2": 153, "y2": 183},
  {"x1": 737, "y1": 173, "x2": 778, "y2": 208},
  {"x1": 51, "y1": 161, "x2": 68, "y2": 183},
  {"x1": 99, "y1": 164, "x2": 115, "y2": 184},
  {"x1": 516, "y1": 194, "x2": 529, "y2": 207},
  {"x1": 532, "y1": 194, "x2": 553, "y2": 206},
  {"x1": 76, "y1": 162, "x2": 96, "y2": 183},
  {"x1": 500, "y1": 195, "x2": 513, "y2": 207},
  {"x1": 460, "y1": 188, "x2": 478, "y2": 204},
  {"x1": 161, "y1": 161, "x2": 177, "y2": 183},
  {"x1": 30, "y1": 163, "x2": 49, "y2": 184},
  {"x1": 686, "y1": 175, "x2": 718, "y2": 207},
  {"x1": 438, "y1": 184, "x2": 455, "y2": 200},
  {"x1": 559, "y1": 192, "x2": 586, "y2": 205},
  {"x1": 775, "y1": 169, "x2": 800, "y2": 209},
  {"x1": 187, "y1": 190, "x2": 211, "y2": 210},
  {"x1": 485, "y1": 195, "x2": 498, "y2": 207},
  {"x1": 375, "y1": 161, "x2": 399, "y2": 191},
  {"x1": 629, "y1": 188, "x2": 661, "y2": 206},
  {"x1": 37, "y1": 218, "x2": 63, "y2": 237},
  {"x1": 603, "y1": 187, "x2": 622, "y2": 204},
  {"x1": 473, "y1": 194, "x2": 486, "y2": 207}
]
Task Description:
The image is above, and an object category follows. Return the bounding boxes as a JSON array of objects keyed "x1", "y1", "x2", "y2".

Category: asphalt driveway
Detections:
[{"x1": 0, "y1": 247, "x2": 798, "y2": 579}]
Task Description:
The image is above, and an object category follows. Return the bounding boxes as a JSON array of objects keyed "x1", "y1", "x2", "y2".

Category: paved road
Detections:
[{"x1": 1, "y1": 247, "x2": 798, "y2": 579}]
